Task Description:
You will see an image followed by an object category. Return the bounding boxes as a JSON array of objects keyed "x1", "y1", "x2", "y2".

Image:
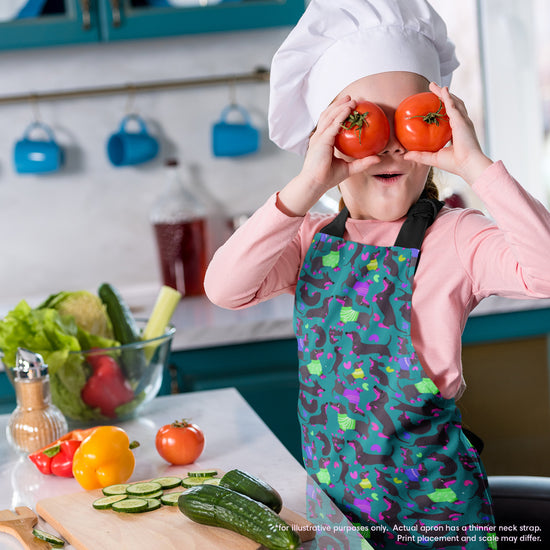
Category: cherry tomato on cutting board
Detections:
[
  {"x1": 334, "y1": 101, "x2": 390, "y2": 159},
  {"x1": 155, "y1": 420, "x2": 205, "y2": 465},
  {"x1": 394, "y1": 91, "x2": 452, "y2": 152}
]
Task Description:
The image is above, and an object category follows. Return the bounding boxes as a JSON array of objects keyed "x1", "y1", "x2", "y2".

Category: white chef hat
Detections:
[{"x1": 268, "y1": 0, "x2": 459, "y2": 155}]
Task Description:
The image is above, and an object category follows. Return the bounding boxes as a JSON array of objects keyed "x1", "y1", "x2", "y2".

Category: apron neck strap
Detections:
[
  {"x1": 393, "y1": 198, "x2": 444, "y2": 249},
  {"x1": 320, "y1": 206, "x2": 349, "y2": 237},
  {"x1": 320, "y1": 198, "x2": 444, "y2": 249}
]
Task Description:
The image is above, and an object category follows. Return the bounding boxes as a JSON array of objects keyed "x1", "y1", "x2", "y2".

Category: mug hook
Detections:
[
  {"x1": 228, "y1": 77, "x2": 237, "y2": 107},
  {"x1": 29, "y1": 93, "x2": 41, "y2": 123},
  {"x1": 125, "y1": 83, "x2": 138, "y2": 115}
]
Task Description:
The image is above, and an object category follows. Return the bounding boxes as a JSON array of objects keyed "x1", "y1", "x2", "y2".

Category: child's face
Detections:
[{"x1": 336, "y1": 71, "x2": 432, "y2": 221}]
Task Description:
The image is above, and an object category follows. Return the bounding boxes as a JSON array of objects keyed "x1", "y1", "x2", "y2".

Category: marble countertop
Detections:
[
  {"x1": 2, "y1": 285, "x2": 550, "y2": 354},
  {"x1": 0, "y1": 388, "x2": 369, "y2": 550}
]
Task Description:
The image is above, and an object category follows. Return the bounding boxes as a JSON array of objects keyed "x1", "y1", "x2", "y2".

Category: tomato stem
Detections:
[
  {"x1": 340, "y1": 110, "x2": 370, "y2": 144},
  {"x1": 406, "y1": 99, "x2": 446, "y2": 126},
  {"x1": 172, "y1": 419, "x2": 191, "y2": 428}
]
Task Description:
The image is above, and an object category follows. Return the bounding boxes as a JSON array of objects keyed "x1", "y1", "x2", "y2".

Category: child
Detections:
[{"x1": 205, "y1": 0, "x2": 550, "y2": 547}]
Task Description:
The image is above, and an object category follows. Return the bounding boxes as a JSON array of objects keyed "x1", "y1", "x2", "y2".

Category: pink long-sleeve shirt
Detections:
[{"x1": 204, "y1": 161, "x2": 550, "y2": 399}]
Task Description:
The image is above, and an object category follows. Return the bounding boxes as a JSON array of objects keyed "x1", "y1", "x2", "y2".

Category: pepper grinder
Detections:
[{"x1": 6, "y1": 348, "x2": 68, "y2": 453}]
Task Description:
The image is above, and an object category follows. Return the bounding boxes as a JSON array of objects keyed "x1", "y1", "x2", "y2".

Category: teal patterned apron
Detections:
[{"x1": 294, "y1": 199, "x2": 496, "y2": 549}]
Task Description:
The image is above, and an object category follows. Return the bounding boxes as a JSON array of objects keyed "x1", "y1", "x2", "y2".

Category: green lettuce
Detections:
[
  {"x1": 0, "y1": 300, "x2": 120, "y2": 420},
  {"x1": 0, "y1": 301, "x2": 80, "y2": 370}
]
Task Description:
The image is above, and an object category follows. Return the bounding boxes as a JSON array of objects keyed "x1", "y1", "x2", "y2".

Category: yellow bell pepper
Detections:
[{"x1": 72, "y1": 426, "x2": 138, "y2": 490}]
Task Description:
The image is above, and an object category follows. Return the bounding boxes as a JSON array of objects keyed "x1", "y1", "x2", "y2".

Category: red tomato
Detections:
[
  {"x1": 394, "y1": 92, "x2": 452, "y2": 152},
  {"x1": 155, "y1": 420, "x2": 205, "y2": 465},
  {"x1": 334, "y1": 101, "x2": 390, "y2": 159}
]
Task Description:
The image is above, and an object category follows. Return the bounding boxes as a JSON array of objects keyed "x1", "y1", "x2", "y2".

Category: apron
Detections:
[{"x1": 294, "y1": 199, "x2": 496, "y2": 549}]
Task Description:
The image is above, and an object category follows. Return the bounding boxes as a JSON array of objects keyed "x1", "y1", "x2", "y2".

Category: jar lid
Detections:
[{"x1": 14, "y1": 348, "x2": 48, "y2": 379}]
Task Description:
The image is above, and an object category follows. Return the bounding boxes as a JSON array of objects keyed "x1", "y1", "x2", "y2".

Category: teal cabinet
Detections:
[
  {"x1": 100, "y1": 1, "x2": 305, "y2": 42},
  {"x1": 0, "y1": 0, "x2": 304, "y2": 51},
  {"x1": 0, "y1": 371, "x2": 16, "y2": 415},
  {"x1": 0, "y1": 1, "x2": 99, "y2": 50},
  {"x1": 463, "y1": 306, "x2": 550, "y2": 345},
  {"x1": 170, "y1": 338, "x2": 303, "y2": 462}
]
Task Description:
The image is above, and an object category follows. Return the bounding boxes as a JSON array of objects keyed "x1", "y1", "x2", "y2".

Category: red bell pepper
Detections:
[
  {"x1": 81, "y1": 354, "x2": 134, "y2": 418},
  {"x1": 28, "y1": 427, "x2": 96, "y2": 477}
]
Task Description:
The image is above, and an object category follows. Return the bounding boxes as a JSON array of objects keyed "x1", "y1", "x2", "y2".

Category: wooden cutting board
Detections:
[{"x1": 36, "y1": 473, "x2": 315, "y2": 550}]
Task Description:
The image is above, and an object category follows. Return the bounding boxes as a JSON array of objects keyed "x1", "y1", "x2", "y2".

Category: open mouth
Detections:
[{"x1": 374, "y1": 173, "x2": 403, "y2": 183}]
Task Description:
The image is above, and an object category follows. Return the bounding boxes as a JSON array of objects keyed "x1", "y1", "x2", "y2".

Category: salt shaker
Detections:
[{"x1": 6, "y1": 348, "x2": 68, "y2": 453}]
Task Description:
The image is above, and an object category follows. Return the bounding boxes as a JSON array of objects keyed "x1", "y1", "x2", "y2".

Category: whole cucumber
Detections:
[
  {"x1": 220, "y1": 469, "x2": 283, "y2": 513},
  {"x1": 178, "y1": 484, "x2": 300, "y2": 550},
  {"x1": 98, "y1": 282, "x2": 147, "y2": 384}
]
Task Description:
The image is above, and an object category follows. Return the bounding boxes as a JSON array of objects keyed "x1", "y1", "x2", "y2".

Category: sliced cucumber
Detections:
[
  {"x1": 203, "y1": 478, "x2": 221, "y2": 486},
  {"x1": 160, "y1": 491, "x2": 186, "y2": 506},
  {"x1": 112, "y1": 498, "x2": 149, "y2": 513},
  {"x1": 126, "y1": 481, "x2": 163, "y2": 496},
  {"x1": 144, "y1": 498, "x2": 162, "y2": 512},
  {"x1": 150, "y1": 476, "x2": 183, "y2": 489},
  {"x1": 182, "y1": 476, "x2": 215, "y2": 488},
  {"x1": 142, "y1": 489, "x2": 164, "y2": 500},
  {"x1": 92, "y1": 494, "x2": 128, "y2": 510},
  {"x1": 32, "y1": 528, "x2": 65, "y2": 547},
  {"x1": 187, "y1": 469, "x2": 218, "y2": 478},
  {"x1": 102, "y1": 483, "x2": 130, "y2": 496}
]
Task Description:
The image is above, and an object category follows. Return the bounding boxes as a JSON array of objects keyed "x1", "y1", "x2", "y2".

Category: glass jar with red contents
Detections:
[{"x1": 150, "y1": 159, "x2": 209, "y2": 297}]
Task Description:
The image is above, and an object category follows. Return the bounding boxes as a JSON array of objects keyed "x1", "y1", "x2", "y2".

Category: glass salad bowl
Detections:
[{"x1": 4, "y1": 320, "x2": 175, "y2": 423}]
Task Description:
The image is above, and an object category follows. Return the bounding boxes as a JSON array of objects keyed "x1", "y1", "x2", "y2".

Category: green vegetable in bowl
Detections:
[
  {"x1": 98, "y1": 282, "x2": 147, "y2": 384},
  {"x1": 39, "y1": 290, "x2": 113, "y2": 339},
  {"x1": 0, "y1": 300, "x2": 117, "y2": 369},
  {"x1": 0, "y1": 284, "x2": 178, "y2": 422},
  {"x1": 0, "y1": 300, "x2": 120, "y2": 421}
]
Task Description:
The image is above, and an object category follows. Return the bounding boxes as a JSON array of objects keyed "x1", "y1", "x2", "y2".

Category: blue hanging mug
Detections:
[
  {"x1": 107, "y1": 113, "x2": 159, "y2": 167},
  {"x1": 212, "y1": 104, "x2": 260, "y2": 157},
  {"x1": 13, "y1": 121, "x2": 64, "y2": 175}
]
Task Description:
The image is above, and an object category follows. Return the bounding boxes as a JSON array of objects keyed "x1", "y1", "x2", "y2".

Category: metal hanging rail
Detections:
[{"x1": 0, "y1": 66, "x2": 270, "y2": 106}]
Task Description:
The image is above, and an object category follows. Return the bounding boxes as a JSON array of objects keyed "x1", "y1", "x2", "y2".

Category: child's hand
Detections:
[
  {"x1": 304, "y1": 95, "x2": 382, "y2": 188},
  {"x1": 278, "y1": 96, "x2": 381, "y2": 216},
  {"x1": 404, "y1": 83, "x2": 492, "y2": 184}
]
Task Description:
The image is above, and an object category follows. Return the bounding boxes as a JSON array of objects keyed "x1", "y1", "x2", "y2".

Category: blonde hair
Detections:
[{"x1": 338, "y1": 167, "x2": 438, "y2": 211}]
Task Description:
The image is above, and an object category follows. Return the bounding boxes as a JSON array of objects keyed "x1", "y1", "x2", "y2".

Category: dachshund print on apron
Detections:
[{"x1": 294, "y1": 199, "x2": 496, "y2": 549}]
